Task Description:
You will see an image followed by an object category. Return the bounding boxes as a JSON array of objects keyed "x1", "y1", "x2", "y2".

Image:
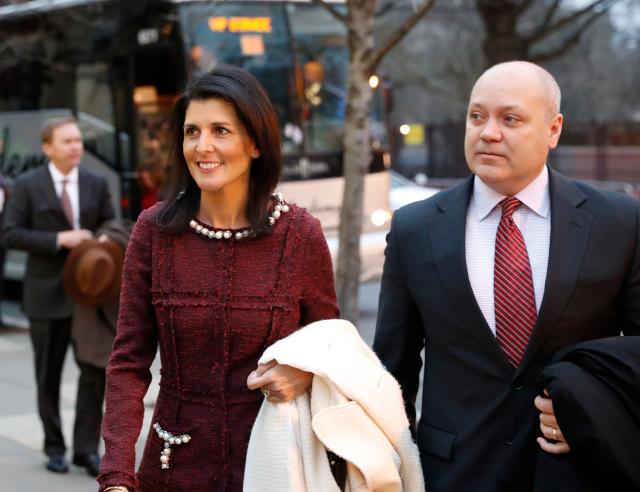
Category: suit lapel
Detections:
[
  {"x1": 429, "y1": 177, "x2": 512, "y2": 371},
  {"x1": 78, "y1": 168, "x2": 90, "y2": 229},
  {"x1": 517, "y1": 169, "x2": 591, "y2": 374}
]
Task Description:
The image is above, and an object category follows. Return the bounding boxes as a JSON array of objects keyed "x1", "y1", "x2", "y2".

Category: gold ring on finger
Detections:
[
  {"x1": 262, "y1": 388, "x2": 270, "y2": 399},
  {"x1": 552, "y1": 427, "x2": 558, "y2": 440}
]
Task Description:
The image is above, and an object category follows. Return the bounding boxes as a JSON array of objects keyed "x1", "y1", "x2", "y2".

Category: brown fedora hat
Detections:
[{"x1": 63, "y1": 238, "x2": 124, "y2": 306}]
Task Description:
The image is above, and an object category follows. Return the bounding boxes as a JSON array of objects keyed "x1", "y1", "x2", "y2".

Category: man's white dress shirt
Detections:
[
  {"x1": 465, "y1": 166, "x2": 551, "y2": 335},
  {"x1": 49, "y1": 162, "x2": 80, "y2": 230}
]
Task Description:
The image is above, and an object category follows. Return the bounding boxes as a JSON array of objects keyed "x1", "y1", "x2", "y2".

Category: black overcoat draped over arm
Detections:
[{"x1": 499, "y1": 336, "x2": 640, "y2": 492}]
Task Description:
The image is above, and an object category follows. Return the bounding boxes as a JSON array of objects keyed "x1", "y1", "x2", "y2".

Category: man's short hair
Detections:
[
  {"x1": 476, "y1": 61, "x2": 561, "y2": 121},
  {"x1": 530, "y1": 64, "x2": 561, "y2": 121},
  {"x1": 41, "y1": 116, "x2": 79, "y2": 143}
]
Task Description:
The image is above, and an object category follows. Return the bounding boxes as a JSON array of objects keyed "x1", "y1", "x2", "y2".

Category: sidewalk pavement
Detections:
[
  {"x1": 0, "y1": 325, "x2": 160, "y2": 491},
  {"x1": 0, "y1": 282, "x2": 381, "y2": 491}
]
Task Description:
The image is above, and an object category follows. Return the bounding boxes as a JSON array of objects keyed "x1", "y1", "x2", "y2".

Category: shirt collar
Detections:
[
  {"x1": 473, "y1": 165, "x2": 550, "y2": 221},
  {"x1": 48, "y1": 162, "x2": 79, "y2": 184}
]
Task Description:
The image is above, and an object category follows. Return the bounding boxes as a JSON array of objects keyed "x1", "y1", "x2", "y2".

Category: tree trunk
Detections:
[
  {"x1": 336, "y1": 0, "x2": 376, "y2": 324},
  {"x1": 476, "y1": 0, "x2": 529, "y2": 65}
]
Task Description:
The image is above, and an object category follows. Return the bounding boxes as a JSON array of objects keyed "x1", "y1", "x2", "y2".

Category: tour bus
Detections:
[{"x1": 0, "y1": 0, "x2": 392, "y2": 284}]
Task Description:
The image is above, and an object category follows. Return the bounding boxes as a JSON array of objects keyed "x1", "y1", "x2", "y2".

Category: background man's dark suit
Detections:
[
  {"x1": 3, "y1": 164, "x2": 113, "y2": 459},
  {"x1": 373, "y1": 168, "x2": 640, "y2": 491}
]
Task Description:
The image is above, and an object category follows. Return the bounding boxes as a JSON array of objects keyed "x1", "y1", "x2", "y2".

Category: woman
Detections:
[{"x1": 97, "y1": 66, "x2": 339, "y2": 492}]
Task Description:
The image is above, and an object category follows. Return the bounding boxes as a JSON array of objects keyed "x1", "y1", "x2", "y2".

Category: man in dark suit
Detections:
[
  {"x1": 373, "y1": 61, "x2": 640, "y2": 491},
  {"x1": 3, "y1": 116, "x2": 114, "y2": 475}
]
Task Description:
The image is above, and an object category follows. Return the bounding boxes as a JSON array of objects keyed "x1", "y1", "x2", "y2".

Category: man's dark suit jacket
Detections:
[
  {"x1": 3, "y1": 164, "x2": 114, "y2": 319},
  {"x1": 373, "y1": 168, "x2": 640, "y2": 492}
]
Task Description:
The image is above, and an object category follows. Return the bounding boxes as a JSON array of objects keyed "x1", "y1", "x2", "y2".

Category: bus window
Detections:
[{"x1": 287, "y1": 3, "x2": 348, "y2": 156}]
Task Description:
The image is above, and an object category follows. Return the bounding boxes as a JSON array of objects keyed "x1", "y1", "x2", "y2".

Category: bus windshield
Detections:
[{"x1": 179, "y1": 3, "x2": 298, "y2": 148}]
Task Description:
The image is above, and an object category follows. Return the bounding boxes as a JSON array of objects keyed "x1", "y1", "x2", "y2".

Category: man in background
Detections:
[{"x1": 3, "y1": 116, "x2": 114, "y2": 475}]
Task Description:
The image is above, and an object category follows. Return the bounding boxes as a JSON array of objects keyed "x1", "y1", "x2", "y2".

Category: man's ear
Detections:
[
  {"x1": 548, "y1": 113, "x2": 563, "y2": 150},
  {"x1": 42, "y1": 142, "x2": 52, "y2": 158}
]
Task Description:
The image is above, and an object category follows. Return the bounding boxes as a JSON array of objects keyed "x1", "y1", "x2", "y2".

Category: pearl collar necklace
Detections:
[{"x1": 189, "y1": 193, "x2": 289, "y2": 240}]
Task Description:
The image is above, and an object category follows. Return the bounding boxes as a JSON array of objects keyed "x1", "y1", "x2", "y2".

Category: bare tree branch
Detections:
[
  {"x1": 376, "y1": 0, "x2": 395, "y2": 18},
  {"x1": 526, "y1": 0, "x2": 614, "y2": 44},
  {"x1": 3, "y1": 44, "x2": 70, "y2": 71},
  {"x1": 399, "y1": 65, "x2": 469, "y2": 103},
  {"x1": 530, "y1": 9, "x2": 605, "y2": 63},
  {"x1": 368, "y1": 0, "x2": 438, "y2": 74},
  {"x1": 515, "y1": 0, "x2": 536, "y2": 16},
  {"x1": 0, "y1": 26, "x2": 69, "y2": 72},
  {"x1": 311, "y1": 0, "x2": 347, "y2": 24},
  {"x1": 530, "y1": 0, "x2": 561, "y2": 37}
]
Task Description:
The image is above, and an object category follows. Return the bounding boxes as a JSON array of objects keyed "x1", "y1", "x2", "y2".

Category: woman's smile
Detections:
[{"x1": 197, "y1": 161, "x2": 223, "y2": 172}]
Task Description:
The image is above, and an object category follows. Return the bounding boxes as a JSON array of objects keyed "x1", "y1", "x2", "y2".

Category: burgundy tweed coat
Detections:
[{"x1": 98, "y1": 203, "x2": 339, "y2": 492}]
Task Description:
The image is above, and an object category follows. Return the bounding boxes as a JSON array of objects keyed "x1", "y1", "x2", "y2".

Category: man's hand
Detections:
[
  {"x1": 534, "y1": 389, "x2": 571, "y2": 454},
  {"x1": 247, "y1": 361, "x2": 313, "y2": 403},
  {"x1": 58, "y1": 229, "x2": 92, "y2": 249}
]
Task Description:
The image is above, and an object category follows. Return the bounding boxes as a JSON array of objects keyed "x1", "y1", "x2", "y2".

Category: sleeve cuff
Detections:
[{"x1": 98, "y1": 470, "x2": 138, "y2": 492}]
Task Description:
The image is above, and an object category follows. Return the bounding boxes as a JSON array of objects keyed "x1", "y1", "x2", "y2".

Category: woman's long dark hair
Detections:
[{"x1": 156, "y1": 65, "x2": 282, "y2": 235}]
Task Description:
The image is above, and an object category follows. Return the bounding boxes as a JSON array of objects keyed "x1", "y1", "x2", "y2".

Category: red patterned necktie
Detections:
[
  {"x1": 60, "y1": 179, "x2": 74, "y2": 228},
  {"x1": 494, "y1": 197, "x2": 537, "y2": 367}
]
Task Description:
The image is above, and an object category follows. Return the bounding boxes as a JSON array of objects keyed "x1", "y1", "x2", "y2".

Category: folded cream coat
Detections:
[{"x1": 243, "y1": 319, "x2": 425, "y2": 492}]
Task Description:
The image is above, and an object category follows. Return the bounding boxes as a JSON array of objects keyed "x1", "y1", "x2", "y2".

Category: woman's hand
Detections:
[{"x1": 246, "y1": 361, "x2": 313, "y2": 403}]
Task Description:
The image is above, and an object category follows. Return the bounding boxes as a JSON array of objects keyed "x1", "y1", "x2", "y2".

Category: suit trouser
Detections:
[
  {"x1": 29, "y1": 318, "x2": 105, "y2": 456},
  {"x1": 72, "y1": 359, "x2": 105, "y2": 455}
]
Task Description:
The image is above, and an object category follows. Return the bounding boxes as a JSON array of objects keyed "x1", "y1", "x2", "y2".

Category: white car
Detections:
[
  {"x1": 323, "y1": 171, "x2": 441, "y2": 282},
  {"x1": 389, "y1": 171, "x2": 441, "y2": 211}
]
